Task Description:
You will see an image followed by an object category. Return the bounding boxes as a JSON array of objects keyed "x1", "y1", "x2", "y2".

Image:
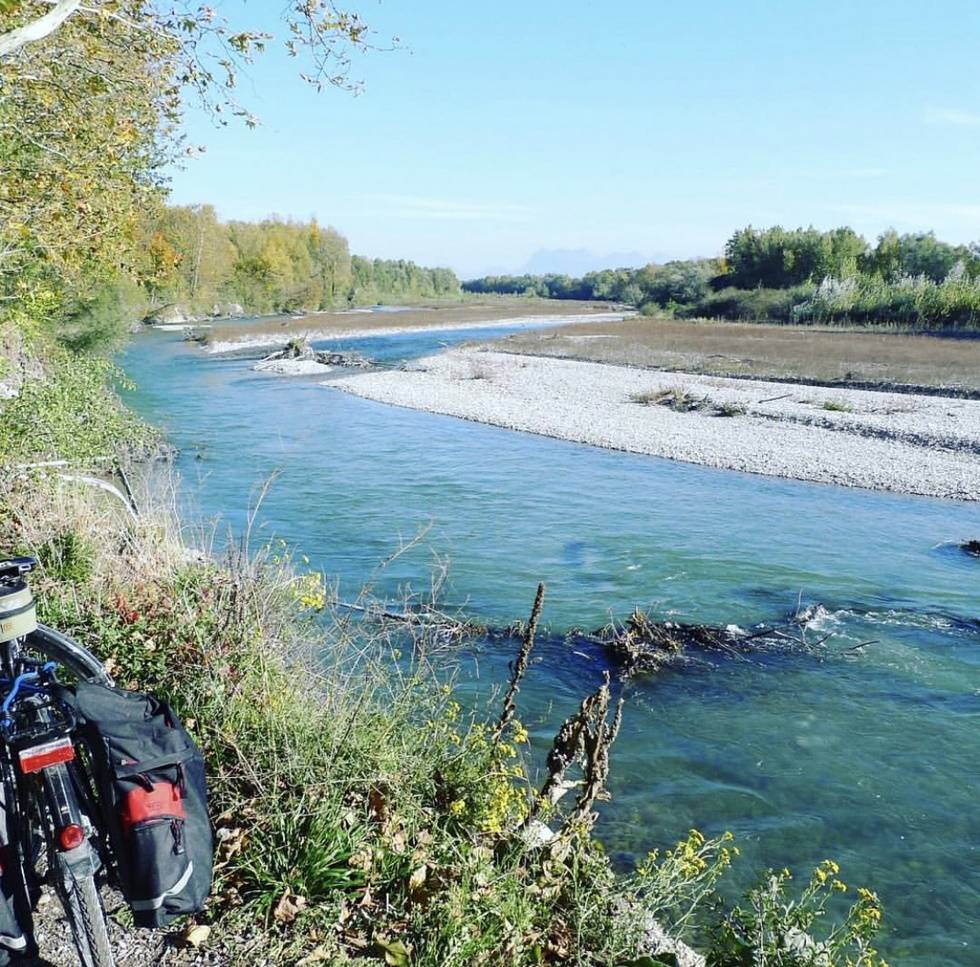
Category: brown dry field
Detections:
[
  {"x1": 206, "y1": 298, "x2": 620, "y2": 345},
  {"x1": 495, "y1": 316, "x2": 980, "y2": 394}
]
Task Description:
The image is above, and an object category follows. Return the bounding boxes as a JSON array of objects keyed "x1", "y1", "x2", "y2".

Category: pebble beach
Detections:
[{"x1": 326, "y1": 347, "x2": 980, "y2": 501}]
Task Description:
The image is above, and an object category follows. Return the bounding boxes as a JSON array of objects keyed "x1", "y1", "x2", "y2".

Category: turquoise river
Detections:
[{"x1": 120, "y1": 318, "x2": 980, "y2": 964}]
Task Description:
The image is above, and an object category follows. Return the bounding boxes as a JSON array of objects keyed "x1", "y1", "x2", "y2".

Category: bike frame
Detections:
[{"x1": 0, "y1": 627, "x2": 113, "y2": 961}]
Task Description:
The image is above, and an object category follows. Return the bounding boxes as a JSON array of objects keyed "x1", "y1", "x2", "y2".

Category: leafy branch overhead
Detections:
[{"x1": 0, "y1": 2, "x2": 381, "y2": 103}]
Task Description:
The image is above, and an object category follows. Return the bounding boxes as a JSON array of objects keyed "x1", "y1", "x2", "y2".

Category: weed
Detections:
[{"x1": 631, "y1": 387, "x2": 708, "y2": 412}]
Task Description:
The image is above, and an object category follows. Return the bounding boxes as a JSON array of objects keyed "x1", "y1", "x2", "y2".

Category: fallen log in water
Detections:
[
  {"x1": 260, "y1": 339, "x2": 374, "y2": 368},
  {"x1": 587, "y1": 605, "x2": 878, "y2": 679},
  {"x1": 589, "y1": 608, "x2": 749, "y2": 677}
]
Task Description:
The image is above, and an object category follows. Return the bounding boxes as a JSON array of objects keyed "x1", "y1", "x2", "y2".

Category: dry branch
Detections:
[
  {"x1": 492, "y1": 582, "x2": 545, "y2": 744},
  {"x1": 530, "y1": 672, "x2": 624, "y2": 834}
]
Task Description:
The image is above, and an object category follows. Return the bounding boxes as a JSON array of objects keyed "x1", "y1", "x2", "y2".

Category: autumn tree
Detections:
[{"x1": 0, "y1": 1, "x2": 377, "y2": 347}]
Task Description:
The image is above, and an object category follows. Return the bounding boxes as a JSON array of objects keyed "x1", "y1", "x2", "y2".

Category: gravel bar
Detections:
[{"x1": 325, "y1": 348, "x2": 980, "y2": 501}]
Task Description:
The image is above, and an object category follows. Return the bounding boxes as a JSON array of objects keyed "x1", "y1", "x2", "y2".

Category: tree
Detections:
[
  {"x1": 0, "y1": 1, "x2": 379, "y2": 347},
  {"x1": 860, "y1": 230, "x2": 975, "y2": 282},
  {"x1": 724, "y1": 226, "x2": 868, "y2": 288}
]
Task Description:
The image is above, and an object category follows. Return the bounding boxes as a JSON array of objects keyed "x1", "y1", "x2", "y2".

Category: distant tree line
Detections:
[
  {"x1": 463, "y1": 226, "x2": 980, "y2": 329},
  {"x1": 141, "y1": 205, "x2": 460, "y2": 319}
]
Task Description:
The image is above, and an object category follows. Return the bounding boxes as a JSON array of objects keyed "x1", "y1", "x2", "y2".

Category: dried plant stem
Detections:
[
  {"x1": 492, "y1": 582, "x2": 544, "y2": 744},
  {"x1": 530, "y1": 672, "x2": 624, "y2": 834}
]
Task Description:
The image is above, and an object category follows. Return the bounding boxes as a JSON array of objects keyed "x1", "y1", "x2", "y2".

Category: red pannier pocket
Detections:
[{"x1": 121, "y1": 782, "x2": 186, "y2": 832}]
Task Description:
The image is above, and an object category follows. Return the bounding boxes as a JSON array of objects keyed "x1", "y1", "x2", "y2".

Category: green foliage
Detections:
[
  {"x1": 350, "y1": 255, "x2": 461, "y2": 305},
  {"x1": 35, "y1": 530, "x2": 95, "y2": 586},
  {"x1": 0, "y1": 348, "x2": 152, "y2": 462},
  {"x1": 59, "y1": 274, "x2": 148, "y2": 354},
  {"x1": 710, "y1": 862, "x2": 888, "y2": 967},
  {"x1": 463, "y1": 273, "x2": 591, "y2": 300},
  {"x1": 679, "y1": 286, "x2": 814, "y2": 323},
  {"x1": 793, "y1": 273, "x2": 980, "y2": 329},
  {"x1": 464, "y1": 225, "x2": 980, "y2": 329},
  {"x1": 135, "y1": 207, "x2": 461, "y2": 316},
  {"x1": 859, "y1": 230, "x2": 976, "y2": 283},
  {"x1": 723, "y1": 226, "x2": 867, "y2": 289}
]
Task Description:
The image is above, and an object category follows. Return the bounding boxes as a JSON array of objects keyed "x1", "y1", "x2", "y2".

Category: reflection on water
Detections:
[{"x1": 120, "y1": 324, "x2": 980, "y2": 965}]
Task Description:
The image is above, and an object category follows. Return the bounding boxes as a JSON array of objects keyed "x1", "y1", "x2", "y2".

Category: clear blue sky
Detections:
[{"x1": 169, "y1": 0, "x2": 980, "y2": 277}]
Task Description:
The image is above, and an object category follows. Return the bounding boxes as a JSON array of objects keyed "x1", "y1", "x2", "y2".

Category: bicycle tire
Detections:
[
  {"x1": 56, "y1": 864, "x2": 115, "y2": 967},
  {"x1": 27, "y1": 625, "x2": 112, "y2": 686}
]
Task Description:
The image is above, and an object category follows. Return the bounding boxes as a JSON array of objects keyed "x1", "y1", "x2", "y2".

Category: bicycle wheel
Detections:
[
  {"x1": 55, "y1": 861, "x2": 114, "y2": 967},
  {"x1": 39, "y1": 762, "x2": 115, "y2": 967}
]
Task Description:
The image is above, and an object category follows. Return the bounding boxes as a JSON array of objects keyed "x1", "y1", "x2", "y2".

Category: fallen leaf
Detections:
[
  {"x1": 274, "y1": 890, "x2": 308, "y2": 924},
  {"x1": 368, "y1": 786, "x2": 388, "y2": 824},
  {"x1": 376, "y1": 938, "x2": 410, "y2": 966},
  {"x1": 181, "y1": 923, "x2": 211, "y2": 948}
]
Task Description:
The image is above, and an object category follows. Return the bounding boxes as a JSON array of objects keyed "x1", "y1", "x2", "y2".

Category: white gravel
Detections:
[
  {"x1": 252, "y1": 358, "x2": 335, "y2": 376},
  {"x1": 325, "y1": 348, "x2": 980, "y2": 501},
  {"x1": 205, "y1": 312, "x2": 632, "y2": 355}
]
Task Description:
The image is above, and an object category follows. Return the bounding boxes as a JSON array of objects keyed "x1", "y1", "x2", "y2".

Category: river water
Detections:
[{"x1": 120, "y1": 320, "x2": 980, "y2": 964}]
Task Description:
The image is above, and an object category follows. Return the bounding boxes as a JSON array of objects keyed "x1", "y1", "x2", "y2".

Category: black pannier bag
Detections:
[{"x1": 71, "y1": 681, "x2": 213, "y2": 927}]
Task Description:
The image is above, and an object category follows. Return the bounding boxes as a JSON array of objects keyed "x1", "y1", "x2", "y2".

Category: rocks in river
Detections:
[
  {"x1": 144, "y1": 303, "x2": 245, "y2": 326},
  {"x1": 143, "y1": 304, "x2": 192, "y2": 326},
  {"x1": 210, "y1": 302, "x2": 245, "y2": 318},
  {"x1": 963, "y1": 540, "x2": 980, "y2": 558}
]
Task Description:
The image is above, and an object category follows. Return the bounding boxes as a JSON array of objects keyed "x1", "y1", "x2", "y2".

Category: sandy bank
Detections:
[
  {"x1": 324, "y1": 348, "x2": 980, "y2": 501},
  {"x1": 204, "y1": 309, "x2": 633, "y2": 355}
]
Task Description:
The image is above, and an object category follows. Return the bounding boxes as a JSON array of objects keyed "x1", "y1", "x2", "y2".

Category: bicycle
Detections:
[{"x1": 0, "y1": 555, "x2": 116, "y2": 967}]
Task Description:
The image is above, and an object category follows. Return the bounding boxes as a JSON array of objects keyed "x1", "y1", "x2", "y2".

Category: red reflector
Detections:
[
  {"x1": 121, "y1": 781, "x2": 185, "y2": 832},
  {"x1": 18, "y1": 737, "x2": 74, "y2": 774},
  {"x1": 58, "y1": 824, "x2": 85, "y2": 851}
]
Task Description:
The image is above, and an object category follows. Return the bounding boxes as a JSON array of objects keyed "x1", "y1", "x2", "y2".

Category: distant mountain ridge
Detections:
[{"x1": 520, "y1": 248, "x2": 657, "y2": 276}]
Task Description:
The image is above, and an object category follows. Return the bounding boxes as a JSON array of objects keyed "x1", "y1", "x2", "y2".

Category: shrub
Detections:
[
  {"x1": 679, "y1": 285, "x2": 814, "y2": 323},
  {"x1": 710, "y1": 862, "x2": 887, "y2": 967},
  {"x1": 793, "y1": 273, "x2": 980, "y2": 330}
]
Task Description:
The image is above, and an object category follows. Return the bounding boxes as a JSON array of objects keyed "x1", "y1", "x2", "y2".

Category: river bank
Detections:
[
  {"x1": 327, "y1": 347, "x2": 980, "y2": 501},
  {"x1": 203, "y1": 301, "x2": 633, "y2": 354},
  {"x1": 117, "y1": 321, "x2": 980, "y2": 964},
  {"x1": 498, "y1": 315, "x2": 980, "y2": 395}
]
